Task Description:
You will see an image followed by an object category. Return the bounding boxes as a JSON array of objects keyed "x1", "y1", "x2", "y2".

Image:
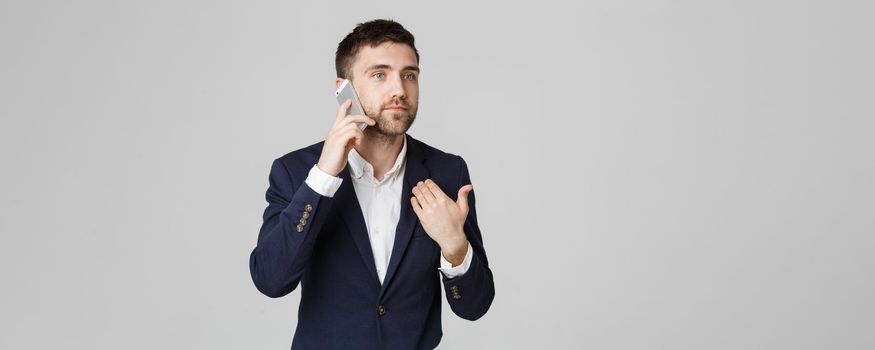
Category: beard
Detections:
[{"x1": 363, "y1": 99, "x2": 417, "y2": 138}]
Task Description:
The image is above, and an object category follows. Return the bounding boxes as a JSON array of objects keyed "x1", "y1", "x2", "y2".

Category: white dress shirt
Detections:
[{"x1": 304, "y1": 138, "x2": 472, "y2": 284}]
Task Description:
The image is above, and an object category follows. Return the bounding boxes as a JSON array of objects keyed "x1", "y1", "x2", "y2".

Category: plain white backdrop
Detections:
[{"x1": 2, "y1": 0, "x2": 873, "y2": 348}]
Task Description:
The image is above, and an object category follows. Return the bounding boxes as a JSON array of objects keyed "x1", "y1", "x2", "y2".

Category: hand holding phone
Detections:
[{"x1": 316, "y1": 80, "x2": 375, "y2": 176}]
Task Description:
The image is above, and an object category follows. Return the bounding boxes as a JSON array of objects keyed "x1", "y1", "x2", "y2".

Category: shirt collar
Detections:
[{"x1": 348, "y1": 136, "x2": 408, "y2": 182}]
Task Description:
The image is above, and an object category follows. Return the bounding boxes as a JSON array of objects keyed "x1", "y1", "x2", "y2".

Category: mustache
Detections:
[{"x1": 382, "y1": 100, "x2": 410, "y2": 109}]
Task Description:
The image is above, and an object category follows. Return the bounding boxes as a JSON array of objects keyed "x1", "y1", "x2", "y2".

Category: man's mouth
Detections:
[{"x1": 383, "y1": 105, "x2": 408, "y2": 111}]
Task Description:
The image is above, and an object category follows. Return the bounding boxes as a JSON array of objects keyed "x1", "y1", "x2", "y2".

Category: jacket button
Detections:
[
  {"x1": 304, "y1": 204, "x2": 313, "y2": 213},
  {"x1": 302, "y1": 211, "x2": 310, "y2": 219},
  {"x1": 299, "y1": 218, "x2": 307, "y2": 225},
  {"x1": 295, "y1": 224, "x2": 304, "y2": 233},
  {"x1": 450, "y1": 285, "x2": 461, "y2": 299},
  {"x1": 377, "y1": 304, "x2": 386, "y2": 316}
]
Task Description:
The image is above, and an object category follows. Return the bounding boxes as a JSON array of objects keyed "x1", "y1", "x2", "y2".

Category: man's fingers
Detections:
[
  {"x1": 416, "y1": 181, "x2": 438, "y2": 204},
  {"x1": 333, "y1": 100, "x2": 374, "y2": 135},
  {"x1": 411, "y1": 197, "x2": 423, "y2": 216},
  {"x1": 337, "y1": 124, "x2": 364, "y2": 146},
  {"x1": 342, "y1": 121, "x2": 364, "y2": 134},
  {"x1": 456, "y1": 184, "x2": 473, "y2": 214},
  {"x1": 328, "y1": 123, "x2": 354, "y2": 143},
  {"x1": 412, "y1": 183, "x2": 433, "y2": 207},
  {"x1": 424, "y1": 180, "x2": 449, "y2": 200},
  {"x1": 342, "y1": 114, "x2": 376, "y2": 127},
  {"x1": 334, "y1": 99, "x2": 352, "y2": 126}
]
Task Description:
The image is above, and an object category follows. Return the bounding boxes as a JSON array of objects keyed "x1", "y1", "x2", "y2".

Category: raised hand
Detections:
[
  {"x1": 316, "y1": 99, "x2": 376, "y2": 176},
  {"x1": 411, "y1": 179, "x2": 473, "y2": 265}
]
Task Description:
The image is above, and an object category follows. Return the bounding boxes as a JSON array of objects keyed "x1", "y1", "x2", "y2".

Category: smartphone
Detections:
[{"x1": 335, "y1": 79, "x2": 367, "y2": 130}]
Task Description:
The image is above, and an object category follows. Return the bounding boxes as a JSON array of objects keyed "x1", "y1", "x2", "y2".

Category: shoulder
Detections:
[
  {"x1": 408, "y1": 135, "x2": 470, "y2": 179},
  {"x1": 272, "y1": 140, "x2": 325, "y2": 176},
  {"x1": 409, "y1": 135, "x2": 464, "y2": 162}
]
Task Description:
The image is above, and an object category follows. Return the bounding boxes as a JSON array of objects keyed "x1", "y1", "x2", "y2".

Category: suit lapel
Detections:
[
  {"x1": 381, "y1": 135, "x2": 430, "y2": 292},
  {"x1": 334, "y1": 167, "x2": 381, "y2": 285}
]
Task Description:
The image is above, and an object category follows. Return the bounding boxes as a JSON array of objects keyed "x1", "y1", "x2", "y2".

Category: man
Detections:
[{"x1": 249, "y1": 19, "x2": 495, "y2": 349}]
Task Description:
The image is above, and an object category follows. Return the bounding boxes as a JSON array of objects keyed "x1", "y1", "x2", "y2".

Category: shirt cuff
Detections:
[
  {"x1": 304, "y1": 164, "x2": 343, "y2": 198},
  {"x1": 438, "y1": 242, "x2": 473, "y2": 278}
]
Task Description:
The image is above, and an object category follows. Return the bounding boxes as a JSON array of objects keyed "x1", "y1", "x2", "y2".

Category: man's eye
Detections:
[
  {"x1": 372, "y1": 72, "x2": 385, "y2": 80},
  {"x1": 403, "y1": 73, "x2": 417, "y2": 80}
]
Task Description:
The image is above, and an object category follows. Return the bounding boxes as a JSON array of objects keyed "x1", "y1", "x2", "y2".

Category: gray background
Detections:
[{"x1": 1, "y1": 0, "x2": 873, "y2": 348}]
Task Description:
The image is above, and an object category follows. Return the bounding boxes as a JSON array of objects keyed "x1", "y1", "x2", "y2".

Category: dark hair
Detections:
[{"x1": 335, "y1": 19, "x2": 419, "y2": 79}]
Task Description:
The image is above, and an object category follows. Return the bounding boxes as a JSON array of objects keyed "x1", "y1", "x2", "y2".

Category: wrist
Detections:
[
  {"x1": 316, "y1": 161, "x2": 340, "y2": 177},
  {"x1": 440, "y1": 237, "x2": 468, "y2": 266}
]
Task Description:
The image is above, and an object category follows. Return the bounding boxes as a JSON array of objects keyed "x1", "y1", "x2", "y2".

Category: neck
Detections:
[{"x1": 354, "y1": 131, "x2": 405, "y2": 180}]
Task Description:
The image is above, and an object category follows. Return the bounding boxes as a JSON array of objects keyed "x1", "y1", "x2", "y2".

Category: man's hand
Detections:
[
  {"x1": 411, "y1": 179, "x2": 473, "y2": 266},
  {"x1": 316, "y1": 99, "x2": 376, "y2": 176}
]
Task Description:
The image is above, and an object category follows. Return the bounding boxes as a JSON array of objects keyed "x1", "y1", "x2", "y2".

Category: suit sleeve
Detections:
[
  {"x1": 442, "y1": 156, "x2": 496, "y2": 320},
  {"x1": 249, "y1": 158, "x2": 335, "y2": 298}
]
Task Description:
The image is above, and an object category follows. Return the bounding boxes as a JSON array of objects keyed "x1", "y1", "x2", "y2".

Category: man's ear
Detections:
[{"x1": 335, "y1": 78, "x2": 345, "y2": 90}]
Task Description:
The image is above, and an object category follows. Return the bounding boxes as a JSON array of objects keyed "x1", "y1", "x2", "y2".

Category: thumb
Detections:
[{"x1": 456, "y1": 184, "x2": 474, "y2": 214}]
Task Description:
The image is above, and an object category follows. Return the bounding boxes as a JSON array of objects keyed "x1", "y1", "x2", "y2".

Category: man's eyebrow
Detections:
[{"x1": 365, "y1": 64, "x2": 420, "y2": 72}]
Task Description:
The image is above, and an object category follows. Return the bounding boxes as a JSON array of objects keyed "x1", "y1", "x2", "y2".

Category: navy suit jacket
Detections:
[{"x1": 250, "y1": 134, "x2": 495, "y2": 349}]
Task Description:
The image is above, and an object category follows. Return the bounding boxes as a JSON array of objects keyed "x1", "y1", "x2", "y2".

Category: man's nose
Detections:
[{"x1": 389, "y1": 74, "x2": 407, "y2": 100}]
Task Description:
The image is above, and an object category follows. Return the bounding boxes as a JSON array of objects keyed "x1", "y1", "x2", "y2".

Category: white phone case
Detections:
[{"x1": 335, "y1": 79, "x2": 367, "y2": 130}]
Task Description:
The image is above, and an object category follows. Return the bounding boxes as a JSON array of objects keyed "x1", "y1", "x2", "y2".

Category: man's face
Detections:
[{"x1": 344, "y1": 42, "x2": 420, "y2": 137}]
